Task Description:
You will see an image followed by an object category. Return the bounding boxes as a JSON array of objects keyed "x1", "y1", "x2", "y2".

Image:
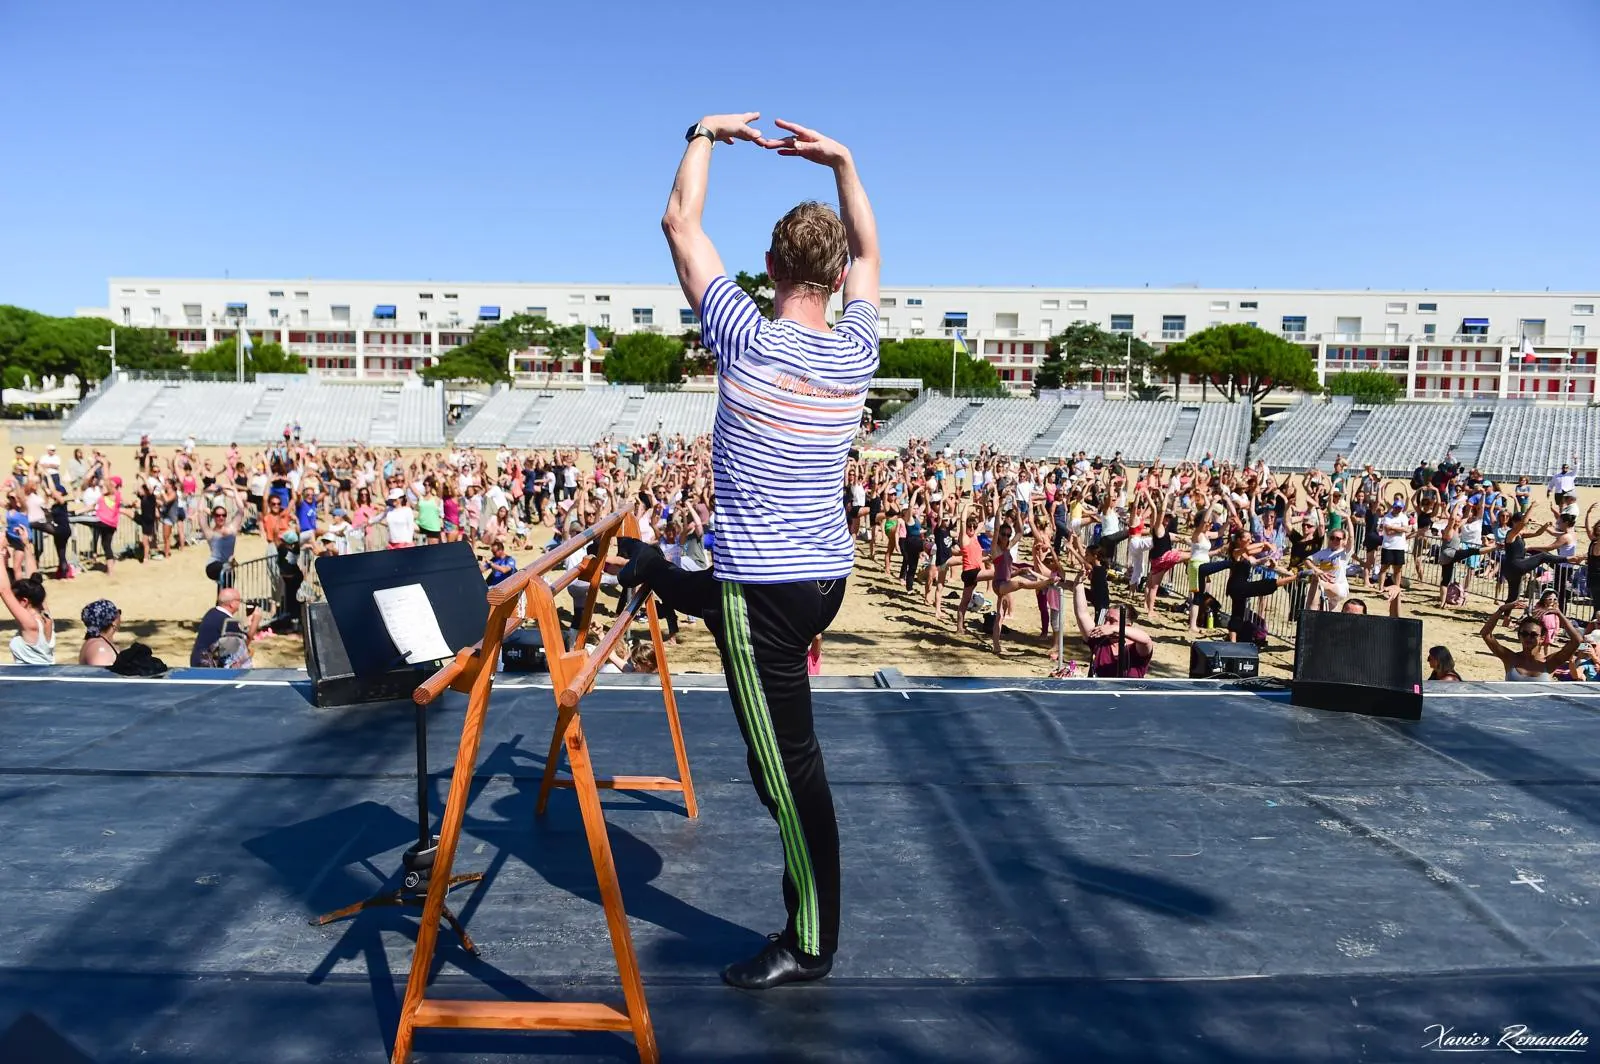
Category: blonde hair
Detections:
[{"x1": 768, "y1": 201, "x2": 847, "y2": 292}]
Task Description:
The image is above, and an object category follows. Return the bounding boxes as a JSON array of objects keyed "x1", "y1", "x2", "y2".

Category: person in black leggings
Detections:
[
  {"x1": 1223, "y1": 532, "x2": 1295, "y2": 643},
  {"x1": 899, "y1": 508, "x2": 925, "y2": 592},
  {"x1": 1499, "y1": 511, "x2": 1564, "y2": 604}
]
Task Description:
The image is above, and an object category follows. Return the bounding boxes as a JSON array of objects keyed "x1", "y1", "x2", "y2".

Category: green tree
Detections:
[
  {"x1": 603, "y1": 331, "x2": 686, "y2": 384},
  {"x1": 1050, "y1": 322, "x2": 1156, "y2": 394},
  {"x1": 420, "y1": 334, "x2": 511, "y2": 385},
  {"x1": 0, "y1": 305, "x2": 47, "y2": 390},
  {"x1": 111, "y1": 326, "x2": 187, "y2": 372},
  {"x1": 1326, "y1": 370, "x2": 1402, "y2": 404},
  {"x1": 1154, "y1": 323, "x2": 1319, "y2": 418},
  {"x1": 1131, "y1": 383, "x2": 1172, "y2": 401},
  {"x1": 17, "y1": 316, "x2": 108, "y2": 396},
  {"x1": 190, "y1": 337, "x2": 309, "y2": 376},
  {"x1": 1032, "y1": 347, "x2": 1067, "y2": 394},
  {"x1": 878, "y1": 337, "x2": 1005, "y2": 395},
  {"x1": 734, "y1": 271, "x2": 774, "y2": 318}
]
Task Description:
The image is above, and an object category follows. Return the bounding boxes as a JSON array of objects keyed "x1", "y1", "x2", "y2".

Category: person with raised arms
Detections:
[{"x1": 617, "y1": 112, "x2": 879, "y2": 990}]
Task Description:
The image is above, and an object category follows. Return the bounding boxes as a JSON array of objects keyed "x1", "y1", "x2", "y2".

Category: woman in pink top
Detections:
[
  {"x1": 94, "y1": 475, "x2": 124, "y2": 574},
  {"x1": 442, "y1": 490, "x2": 462, "y2": 543},
  {"x1": 347, "y1": 488, "x2": 377, "y2": 552}
]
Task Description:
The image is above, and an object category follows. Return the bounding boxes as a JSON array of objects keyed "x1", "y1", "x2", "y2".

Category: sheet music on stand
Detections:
[{"x1": 373, "y1": 583, "x2": 453, "y2": 665}]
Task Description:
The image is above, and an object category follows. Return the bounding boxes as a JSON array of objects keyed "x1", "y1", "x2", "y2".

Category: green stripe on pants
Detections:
[{"x1": 721, "y1": 581, "x2": 820, "y2": 955}]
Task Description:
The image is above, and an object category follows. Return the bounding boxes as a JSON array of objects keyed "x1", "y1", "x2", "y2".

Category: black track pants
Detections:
[{"x1": 640, "y1": 564, "x2": 847, "y2": 959}]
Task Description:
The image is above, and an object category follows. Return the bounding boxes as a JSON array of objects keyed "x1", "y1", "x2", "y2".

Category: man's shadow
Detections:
[{"x1": 454, "y1": 735, "x2": 768, "y2": 972}]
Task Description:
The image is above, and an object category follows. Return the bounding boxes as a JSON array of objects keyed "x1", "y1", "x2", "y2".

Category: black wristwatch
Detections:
[{"x1": 686, "y1": 122, "x2": 715, "y2": 145}]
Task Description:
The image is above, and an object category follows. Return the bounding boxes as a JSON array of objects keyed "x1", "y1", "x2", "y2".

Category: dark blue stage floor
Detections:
[{"x1": 1, "y1": 669, "x2": 1598, "y2": 1063}]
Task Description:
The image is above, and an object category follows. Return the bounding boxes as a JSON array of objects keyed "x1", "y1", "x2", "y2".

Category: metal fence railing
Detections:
[
  {"x1": 1088, "y1": 533, "x2": 1308, "y2": 646},
  {"x1": 27, "y1": 513, "x2": 143, "y2": 572},
  {"x1": 228, "y1": 551, "x2": 326, "y2": 616},
  {"x1": 1088, "y1": 530, "x2": 1593, "y2": 650}
]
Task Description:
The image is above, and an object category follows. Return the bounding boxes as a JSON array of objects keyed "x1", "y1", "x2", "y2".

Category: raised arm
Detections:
[
  {"x1": 1480, "y1": 599, "x2": 1518, "y2": 662},
  {"x1": 662, "y1": 112, "x2": 766, "y2": 311},
  {"x1": 763, "y1": 119, "x2": 879, "y2": 308},
  {"x1": 1070, "y1": 578, "x2": 1096, "y2": 638},
  {"x1": 1548, "y1": 609, "x2": 1585, "y2": 670}
]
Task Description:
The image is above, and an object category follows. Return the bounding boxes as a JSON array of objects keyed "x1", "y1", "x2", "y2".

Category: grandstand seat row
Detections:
[
  {"x1": 871, "y1": 394, "x2": 1251, "y2": 467},
  {"x1": 61, "y1": 376, "x2": 448, "y2": 447},
  {"x1": 873, "y1": 394, "x2": 1599, "y2": 480}
]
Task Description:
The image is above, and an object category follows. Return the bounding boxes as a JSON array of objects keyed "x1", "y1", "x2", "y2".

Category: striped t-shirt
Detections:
[{"x1": 700, "y1": 274, "x2": 879, "y2": 583}]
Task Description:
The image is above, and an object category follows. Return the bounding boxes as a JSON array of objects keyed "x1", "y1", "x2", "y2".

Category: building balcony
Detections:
[
  {"x1": 1413, "y1": 360, "x2": 1501, "y2": 373},
  {"x1": 512, "y1": 371, "x2": 596, "y2": 386},
  {"x1": 310, "y1": 366, "x2": 360, "y2": 379},
  {"x1": 1508, "y1": 361, "x2": 1595, "y2": 376},
  {"x1": 1323, "y1": 360, "x2": 1407, "y2": 373},
  {"x1": 1412, "y1": 387, "x2": 1503, "y2": 400},
  {"x1": 176, "y1": 340, "x2": 209, "y2": 354},
  {"x1": 291, "y1": 342, "x2": 358, "y2": 354},
  {"x1": 362, "y1": 344, "x2": 435, "y2": 356}
]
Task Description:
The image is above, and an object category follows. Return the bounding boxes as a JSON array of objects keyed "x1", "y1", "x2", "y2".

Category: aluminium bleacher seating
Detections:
[
  {"x1": 872, "y1": 397, "x2": 968, "y2": 449},
  {"x1": 1253, "y1": 401, "x2": 1353, "y2": 469}
]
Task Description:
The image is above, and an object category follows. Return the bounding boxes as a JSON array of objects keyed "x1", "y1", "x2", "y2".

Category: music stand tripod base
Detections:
[
  {"x1": 313, "y1": 840, "x2": 483, "y2": 955},
  {"x1": 312, "y1": 669, "x2": 485, "y2": 956}
]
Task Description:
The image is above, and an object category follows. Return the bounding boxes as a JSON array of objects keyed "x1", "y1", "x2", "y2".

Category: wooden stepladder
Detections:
[{"x1": 392, "y1": 511, "x2": 695, "y2": 1064}]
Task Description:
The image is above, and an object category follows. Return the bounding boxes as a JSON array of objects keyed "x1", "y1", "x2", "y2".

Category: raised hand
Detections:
[
  {"x1": 759, "y1": 119, "x2": 852, "y2": 168},
  {"x1": 699, "y1": 112, "x2": 766, "y2": 144}
]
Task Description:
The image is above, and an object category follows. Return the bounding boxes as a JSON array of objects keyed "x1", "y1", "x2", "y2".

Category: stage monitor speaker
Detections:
[
  {"x1": 1291, "y1": 610, "x2": 1423, "y2": 721},
  {"x1": 303, "y1": 601, "x2": 425, "y2": 707},
  {"x1": 1189, "y1": 640, "x2": 1259, "y2": 679}
]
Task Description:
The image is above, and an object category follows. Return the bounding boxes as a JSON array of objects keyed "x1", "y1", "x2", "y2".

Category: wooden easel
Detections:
[{"x1": 391, "y1": 511, "x2": 690, "y2": 1064}]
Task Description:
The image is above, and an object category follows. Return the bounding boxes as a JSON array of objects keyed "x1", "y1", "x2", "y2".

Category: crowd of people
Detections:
[{"x1": 5, "y1": 427, "x2": 1598, "y2": 682}]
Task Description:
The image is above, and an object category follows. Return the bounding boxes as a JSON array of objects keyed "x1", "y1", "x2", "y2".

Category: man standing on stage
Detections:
[{"x1": 617, "y1": 112, "x2": 879, "y2": 989}]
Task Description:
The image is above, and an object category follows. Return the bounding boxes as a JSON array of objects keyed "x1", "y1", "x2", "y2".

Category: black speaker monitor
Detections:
[
  {"x1": 1189, "y1": 640, "x2": 1259, "y2": 679},
  {"x1": 1292, "y1": 610, "x2": 1423, "y2": 721},
  {"x1": 303, "y1": 601, "x2": 427, "y2": 707}
]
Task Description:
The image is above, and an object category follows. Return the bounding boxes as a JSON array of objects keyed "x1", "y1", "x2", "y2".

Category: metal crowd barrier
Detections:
[
  {"x1": 1090, "y1": 530, "x2": 1592, "y2": 649},
  {"x1": 29, "y1": 513, "x2": 142, "y2": 571}
]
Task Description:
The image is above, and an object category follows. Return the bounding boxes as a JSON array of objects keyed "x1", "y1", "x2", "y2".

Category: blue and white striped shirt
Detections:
[{"x1": 700, "y1": 275, "x2": 879, "y2": 583}]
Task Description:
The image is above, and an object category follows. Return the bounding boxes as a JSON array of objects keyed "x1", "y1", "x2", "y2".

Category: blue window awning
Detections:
[
  {"x1": 226, "y1": 302, "x2": 247, "y2": 311},
  {"x1": 943, "y1": 311, "x2": 968, "y2": 321},
  {"x1": 478, "y1": 306, "x2": 501, "y2": 320},
  {"x1": 374, "y1": 305, "x2": 396, "y2": 318},
  {"x1": 1462, "y1": 318, "x2": 1489, "y2": 327}
]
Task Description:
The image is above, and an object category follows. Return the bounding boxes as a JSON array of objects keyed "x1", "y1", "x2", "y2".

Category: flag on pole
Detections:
[
  {"x1": 954, "y1": 329, "x2": 970, "y2": 356},
  {"x1": 584, "y1": 327, "x2": 602, "y2": 352},
  {"x1": 1521, "y1": 336, "x2": 1536, "y2": 363},
  {"x1": 239, "y1": 323, "x2": 254, "y2": 356}
]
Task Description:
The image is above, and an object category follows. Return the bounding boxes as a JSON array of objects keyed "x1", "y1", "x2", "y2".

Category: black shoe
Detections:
[
  {"x1": 616, "y1": 540, "x2": 666, "y2": 589},
  {"x1": 721, "y1": 933, "x2": 832, "y2": 990}
]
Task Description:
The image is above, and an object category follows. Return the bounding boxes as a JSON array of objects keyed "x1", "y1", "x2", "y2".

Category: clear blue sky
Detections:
[{"x1": 3, "y1": 0, "x2": 1596, "y2": 315}]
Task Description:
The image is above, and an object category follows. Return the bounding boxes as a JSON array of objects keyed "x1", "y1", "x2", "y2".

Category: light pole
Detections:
[{"x1": 96, "y1": 329, "x2": 117, "y2": 383}]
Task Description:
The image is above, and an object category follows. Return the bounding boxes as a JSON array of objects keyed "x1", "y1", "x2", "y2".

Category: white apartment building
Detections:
[{"x1": 84, "y1": 278, "x2": 1600, "y2": 402}]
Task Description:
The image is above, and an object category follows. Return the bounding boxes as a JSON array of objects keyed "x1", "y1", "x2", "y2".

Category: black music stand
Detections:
[{"x1": 308, "y1": 542, "x2": 493, "y2": 952}]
